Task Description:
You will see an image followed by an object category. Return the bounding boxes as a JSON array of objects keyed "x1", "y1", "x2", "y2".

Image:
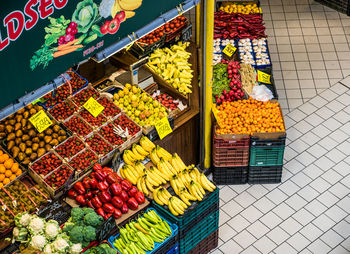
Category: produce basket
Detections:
[
  {"x1": 165, "y1": 17, "x2": 189, "y2": 43},
  {"x1": 213, "y1": 166, "x2": 248, "y2": 185},
  {"x1": 68, "y1": 148, "x2": 98, "y2": 179},
  {"x1": 249, "y1": 146, "x2": 285, "y2": 166},
  {"x1": 54, "y1": 134, "x2": 86, "y2": 162},
  {"x1": 97, "y1": 96, "x2": 122, "y2": 119},
  {"x1": 250, "y1": 135, "x2": 286, "y2": 147},
  {"x1": 63, "y1": 113, "x2": 94, "y2": 138},
  {"x1": 29, "y1": 151, "x2": 63, "y2": 179},
  {"x1": 71, "y1": 85, "x2": 100, "y2": 108},
  {"x1": 48, "y1": 99, "x2": 78, "y2": 122},
  {"x1": 187, "y1": 229, "x2": 218, "y2": 254},
  {"x1": 108, "y1": 208, "x2": 178, "y2": 254},
  {"x1": 130, "y1": 35, "x2": 166, "y2": 59}
]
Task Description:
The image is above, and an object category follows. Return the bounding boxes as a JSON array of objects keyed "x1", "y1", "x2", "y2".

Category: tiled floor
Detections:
[
  {"x1": 261, "y1": 0, "x2": 350, "y2": 112},
  {"x1": 210, "y1": 1, "x2": 350, "y2": 253},
  {"x1": 212, "y1": 81, "x2": 350, "y2": 254}
]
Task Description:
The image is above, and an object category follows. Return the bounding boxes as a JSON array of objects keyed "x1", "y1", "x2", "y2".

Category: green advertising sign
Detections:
[{"x1": 0, "y1": 0, "x2": 184, "y2": 109}]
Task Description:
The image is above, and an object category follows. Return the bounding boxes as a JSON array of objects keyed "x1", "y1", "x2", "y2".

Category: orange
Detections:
[
  {"x1": 2, "y1": 154, "x2": 9, "y2": 161},
  {"x1": 15, "y1": 169, "x2": 22, "y2": 176},
  {"x1": 11, "y1": 163, "x2": 19, "y2": 173},
  {"x1": 4, "y1": 159, "x2": 13, "y2": 169},
  {"x1": 0, "y1": 155, "x2": 5, "y2": 163},
  {"x1": 9, "y1": 175, "x2": 16, "y2": 181},
  {"x1": 0, "y1": 174, "x2": 4, "y2": 182},
  {"x1": 0, "y1": 150, "x2": 3, "y2": 156},
  {"x1": 0, "y1": 165, "x2": 5, "y2": 174},
  {"x1": 3, "y1": 178, "x2": 10, "y2": 185},
  {"x1": 4, "y1": 170, "x2": 12, "y2": 178}
]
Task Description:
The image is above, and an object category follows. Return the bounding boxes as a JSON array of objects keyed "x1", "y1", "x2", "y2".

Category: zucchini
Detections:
[
  {"x1": 92, "y1": 25, "x2": 104, "y2": 37},
  {"x1": 83, "y1": 34, "x2": 98, "y2": 44},
  {"x1": 75, "y1": 34, "x2": 87, "y2": 44}
]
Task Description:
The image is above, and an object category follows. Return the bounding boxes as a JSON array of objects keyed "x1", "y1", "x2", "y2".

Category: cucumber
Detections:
[
  {"x1": 92, "y1": 25, "x2": 104, "y2": 37},
  {"x1": 83, "y1": 34, "x2": 98, "y2": 44},
  {"x1": 75, "y1": 34, "x2": 87, "y2": 44}
]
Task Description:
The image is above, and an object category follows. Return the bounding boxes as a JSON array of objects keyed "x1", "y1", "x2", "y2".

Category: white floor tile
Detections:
[
  {"x1": 279, "y1": 217, "x2": 303, "y2": 235},
  {"x1": 219, "y1": 186, "x2": 237, "y2": 203},
  {"x1": 300, "y1": 223, "x2": 324, "y2": 241},
  {"x1": 219, "y1": 223, "x2": 237, "y2": 242},
  {"x1": 313, "y1": 214, "x2": 337, "y2": 232},
  {"x1": 325, "y1": 205, "x2": 348, "y2": 223},
  {"x1": 253, "y1": 197, "x2": 276, "y2": 214},
  {"x1": 219, "y1": 239, "x2": 243, "y2": 254},
  {"x1": 334, "y1": 220, "x2": 350, "y2": 238},
  {"x1": 287, "y1": 233, "x2": 311, "y2": 252},
  {"x1": 253, "y1": 236, "x2": 277, "y2": 254},
  {"x1": 247, "y1": 220, "x2": 270, "y2": 239},
  {"x1": 322, "y1": 169, "x2": 343, "y2": 185},
  {"x1": 221, "y1": 199, "x2": 244, "y2": 218},
  {"x1": 234, "y1": 192, "x2": 256, "y2": 209},
  {"x1": 317, "y1": 191, "x2": 339, "y2": 208},
  {"x1": 266, "y1": 188, "x2": 289, "y2": 205},
  {"x1": 290, "y1": 172, "x2": 312, "y2": 188},
  {"x1": 305, "y1": 199, "x2": 328, "y2": 217},
  {"x1": 240, "y1": 246, "x2": 260, "y2": 254},
  {"x1": 307, "y1": 239, "x2": 332, "y2": 254},
  {"x1": 233, "y1": 230, "x2": 256, "y2": 249},
  {"x1": 320, "y1": 229, "x2": 344, "y2": 248},
  {"x1": 241, "y1": 206, "x2": 263, "y2": 223},
  {"x1": 267, "y1": 226, "x2": 291, "y2": 245},
  {"x1": 272, "y1": 203, "x2": 295, "y2": 220},
  {"x1": 260, "y1": 211, "x2": 283, "y2": 229},
  {"x1": 274, "y1": 242, "x2": 298, "y2": 254},
  {"x1": 328, "y1": 245, "x2": 349, "y2": 254},
  {"x1": 227, "y1": 215, "x2": 250, "y2": 234},
  {"x1": 292, "y1": 208, "x2": 315, "y2": 226}
]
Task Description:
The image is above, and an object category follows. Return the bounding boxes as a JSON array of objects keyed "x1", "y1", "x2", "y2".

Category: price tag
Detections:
[
  {"x1": 83, "y1": 97, "x2": 105, "y2": 117},
  {"x1": 155, "y1": 117, "x2": 173, "y2": 140},
  {"x1": 222, "y1": 44, "x2": 237, "y2": 57},
  {"x1": 182, "y1": 23, "x2": 193, "y2": 43},
  {"x1": 257, "y1": 70, "x2": 271, "y2": 84},
  {"x1": 29, "y1": 110, "x2": 53, "y2": 133}
]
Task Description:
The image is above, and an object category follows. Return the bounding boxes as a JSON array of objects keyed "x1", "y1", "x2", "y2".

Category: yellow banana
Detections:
[
  {"x1": 140, "y1": 136, "x2": 155, "y2": 152},
  {"x1": 145, "y1": 173, "x2": 159, "y2": 187},
  {"x1": 188, "y1": 182, "x2": 201, "y2": 201},
  {"x1": 134, "y1": 162, "x2": 145, "y2": 176},
  {"x1": 194, "y1": 180, "x2": 206, "y2": 196},
  {"x1": 182, "y1": 189, "x2": 197, "y2": 201},
  {"x1": 171, "y1": 155, "x2": 182, "y2": 173},
  {"x1": 131, "y1": 148, "x2": 144, "y2": 160},
  {"x1": 163, "y1": 188, "x2": 172, "y2": 199},
  {"x1": 200, "y1": 173, "x2": 216, "y2": 192},
  {"x1": 158, "y1": 189, "x2": 169, "y2": 205},
  {"x1": 123, "y1": 151, "x2": 134, "y2": 165},
  {"x1": 173, "y1": 196, "x2": 188, "y2": 209},
  {"x1": 150, "y1": 149, "x2": 160, "y2": 165},
  {"x1": 149, "y1": 167, "x2": 167, "y2": 184},
  {"x1": 170, "y1": 178, "x2": 179, "y2": 195},
  {"x1": 141, "y1": 177, "x2": 149, "y2": 196},
  {"x1": 156, "y1": 145, "x2": 172, "y2": 161},
  {"x1": 145, "y1": 175, "x2": 155, "y2": 192},
  {"x1": 179, "y1": 191, "x2": 191, "y2": 206},
  {"x1": 135, "y1": 144, "x2": 149, "y2": 156},
  {"x1": 119, "y1": 167, "x2": 126, "y2": 179},
  {"x1": 153, "y1": 187, "x2": 164, "y2": 206},
  {"x1": 163, "y1": 160, "x2": 177, "y2": 175},
  {"x1": 137, "y1": 176, "x2": 143, "y2": 192},
  {"x1": 168, "y1": 200, "x2": 179, "y2": 216},
  {"x1": 124, "y1": 166, "x2": 137, "y2": 185},
  {"x1": 175, "y1": 153, "x2": 187, "y2": 169},
  {"x1": 170, "y1": 198, "x2": 184, "y2": 214}
]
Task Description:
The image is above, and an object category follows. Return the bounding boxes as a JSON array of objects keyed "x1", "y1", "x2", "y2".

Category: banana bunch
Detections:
[
  {"x1": 153, "y1": 187, "x2": 172, "y2": 206},
  {"x1": 137, "y1": 175, "x2": 150, "y2": 196},
  {"x1": 149, "y1": 148, "x2": 160, "y2": 165},
  {"x1": 157, "y1": 158, "x2": 177, "y2": 181},
  {"x1": 139, "y1": 136, "x2": 156, "y2": 152},
  {"x1": 156, "y1": 145, "x2": 172, "y2": 161},
  {"x1": 187, "y1": 180, "x2": 206, "y2": 201},
  {"x1": 169, "y1": 174, "x2": 186, "y2": 196},
  {"x1": 123, "y1": 144, "x2": 149, "y2": 165},
  {"x1": 120, "y1": 164, "x2": 139, "y2": 185},
  {"x1": 170, "y1": 153, "x2": 187, "y2": 173},
  {"x1": 168, "y1": 196, "x2": 188, "y2": 216}
]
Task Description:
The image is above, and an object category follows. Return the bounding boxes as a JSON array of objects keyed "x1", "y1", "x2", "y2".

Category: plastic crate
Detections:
[
  {"x1": 213, "y1": 131, "x2": 250, "y2": 148},
  {"x1": 166, "y1": 243, "x2": 179, "y2": 254},
  {"x1": 250, "y1": 135, "x2": 286, "y2": 147},
  {"x1": 213, "y1": 166, "x2": 248, "y2": 185},
  {"x1": 108, "y1": 208, "x2": 178, "y2": 254},
  {"x1": 130, "y1": 35, "x2": 166, "y2": 59},
  {"x1": 248, "y1": 176, "x2": 282, "y2": 184},
  {"x1": 152, "y1": 187, "x2": 219, "y2": 233},
  {"x1": 249, "y1": 165, "x2": 283, "y2": 174},
  {"x1": 248, "y1": 165, "x2": 283, "y2": 184},
  {"x1": 213, "y1": 146, "x2": 249, "y2": 167},
  {"x1": 187, "y1": 229, "x2": 218, "y2": 254},
  {"x1": 179, "y1": 210, "x2": 219, "y2": 254},
  {"x1": 315, "y1": 0, "x2": 350, "y2": 15},
  {"x1": 249, "y1": 146, "x2": 285, "y2": 166}
]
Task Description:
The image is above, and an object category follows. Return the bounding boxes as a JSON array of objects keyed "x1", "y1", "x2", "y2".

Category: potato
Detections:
[
  {"x1": 49, "y1": 139, "x2": 58, "y2": 146},
  {"x1": 5, "y1": 125, "x2": 13, "y2": 133},
  {"x1": 29, "y1": 108, "x2": 37, "y2": 115},
  {"x1": 7, "y1": 133, "x2": 15, "y2": 141},
  {"x1": 14, "y1": 123, "x2": 21, "y2": 131},
  {"x1": 9, "y1": 119, "x2": 16, "y2": 125},
  {"x1": 15, "y1": 130, "x2": 23, "y2": 137},
  {"x1": 22, "y1": 135, "x2": 30, "y2": 142},
  {"x1": 58, "y1": 130, "x2": 66, "y2": 136},
  {"x1": 52, "y1": 133, "x2": 58, "y2": 139},
  {"x1": 25, "y1": 140, "x2": 32, "y2": 147},
  {"x1": 0, "y1": 125, "x2": 5, "y2": 132},
  {"x1": 53, "y1": 125, "x2": 60, "y2": 132},
  {"x1": 44, "y1": 136, "x2": 52, "y2": 144},
  {"x1": 30, "y1": 153, "x2": 38, "y2": 161},
  {"x1": 25, "y1": 148, "x2": 32, "y2": 155},
  {"x1": 11, "y1": 147, "x2": 20, "y2": 158},
  {"x1": 32, "y1": 143, "x2": 39, "y2": 152},
  {"x1": 15, "y1": 138, "x2": 22, "y2": 145},
  {"x1": 23, "y1": 111, "x2": 29, "y2": 119},
  {"x1": 58, "y1": 136, "x2": 67, "y2": 142},
  {"x1": 19, "y1": 143, "x2": 26, "y2": 152},
  {"x1": 18, "y1": 152, "x2": 25, "y2": 161},
  {"x1": 45, "y1": 128, "x2": 53, "y2": 135},
  {"x1": 7, "y1": 140, "x2": 15, "y2": 150},
  {"x1": 39, "y1": 141, "x2": 45, "y2": 148},
  {"x1": 37, "y1": 148, "x2": 46, "y2": 157}
]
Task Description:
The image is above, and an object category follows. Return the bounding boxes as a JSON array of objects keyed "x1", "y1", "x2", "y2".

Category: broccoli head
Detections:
[
  {"x1": 83, "y1": 207, "x2": 95, "y2": 215},
  {"x1": 69, "y1": 225, "x2": 84, "y2": 243},
  {"x1": 71, "y1": 207, "x2": 85, "y2": 223},
  {"x1": 62, "y1": 221, "x2": 75, "y2": 233},
  {"x1": 83, "y1": 225, "x2": 96, "y2": 242},
  {"x1": 84, "y1": 212, "x2": 104, "y2": 227}
]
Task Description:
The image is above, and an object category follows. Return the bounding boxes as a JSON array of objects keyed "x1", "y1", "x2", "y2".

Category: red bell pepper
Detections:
[
  {"x1": 82, "y1": 177, "x2": 91, "y2": 189},
  {"x1": 98, "y1": 191, "x2": 111, "y2": 203},
  {"x1": 103, "y1": 213, "x2": 112, "y2": 220},
  {"x1": 111, "y1": 196, "x2": 123, "y2": 208},
  {"x1": 103, "y1": 167, "x2": 113, "y2": 173},
  {"x1": 95, "y1": 170, "x2": 107, "y2": 181},
  {"x1": 135, "y1": 191, "x2": 145, "y2": 204},
  {"x1": 120, "y1": 190, "x2": 129, "y2": 202},
  {"x1": 85, "y1": 191, "x2": 93, "y2": 200},
  {"x1": 93, "y1": 163, "x2": 102, "y2": 171},
  {"x1": 121, "y1": 179, "x2": 132, "y2": 191},
  {"x1": 89, "y1": 178, "x2": 98, "y2": 189},
  {"x1": 92, "y1": 196, "x2": 103, "y2": 208},
  {"x1": 128, "y1": 186, "x2": 138, "y2": 197},
  {"x1": 127, "y1": 197, "x2": 139, "y2": 210},
  {"x1": 74, "y1": 182, "x2": 86, "y2": 195},
  {"x1": 75, "y1": 195, "x2": 86, "y2": 205},
  {"x1": 87, "y1": 200, "x2": 95, "y2": 209},
  {"x1": 110, "y1": 182, "x2": 122, "y2": 196},
  {"x1": 102, "y1": 203, "x2": 115, "y2": 214},
  {"x1": 68, "y1": 189, "x2": 78, "y2": 199},
  {"x1": 121, "y1": 203, "x2": 128, "y2": 214},
  {"x1": 113, "y1": 208, "x2": 122, "y2": 219},
  {"x1": 97, "y1": 181, "x2": 109, "y2": 191},
  {"x1": 91, "y1": 189, "x2": 100, "y2": 195},
  {"x1": 96, "y1": 208, "x2": 105, "y2": 217},
  {"x1": 106, "y1": 173, "x2": 118, "y2": 184}
]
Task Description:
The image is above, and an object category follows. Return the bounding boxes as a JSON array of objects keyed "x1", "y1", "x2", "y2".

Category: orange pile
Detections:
[
  {"x1": 216, "y1": 98, "x2": 285, "y2": 135},
  {"x1": 0, "y1": 150, "x2": 22, "y2": 188}
]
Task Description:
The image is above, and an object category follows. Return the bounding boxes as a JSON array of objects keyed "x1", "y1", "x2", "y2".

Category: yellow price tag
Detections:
[
  {"x1": 155, "y1": 117, "x2": 173, "y2": 140},
  {"x1": 222, "y1": 44, "x2": 237, "y2": 57},
  {"x1": 83, "y1": 97, "x2": 105, "y2": 117},
  {"x1": 29, "y1": 110, "x2": 53, "y2": 133},
  {"x1": 257, "y1": 70, "x2": 271, "y2": 84}
]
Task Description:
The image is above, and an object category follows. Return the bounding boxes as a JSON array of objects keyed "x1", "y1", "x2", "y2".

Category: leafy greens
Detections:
[{"x1": 212, "y1": 63, "x2": 230, "y2": 102}]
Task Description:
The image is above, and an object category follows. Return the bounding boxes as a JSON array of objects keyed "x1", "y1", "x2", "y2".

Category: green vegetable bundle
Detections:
[
  {"x1": 112, "y1": 210, "x2": 173, "y2": 254},
  {"x1": 212, "y1": 63, "x2": 230, "y2": 102}
]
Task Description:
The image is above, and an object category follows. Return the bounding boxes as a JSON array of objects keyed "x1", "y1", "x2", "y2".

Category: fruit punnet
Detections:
[
  {"x1": 55, "y1": 136, "x2": 85, "y2": 160},
  {"x1": 64, "y1": 116, "x2": 93, "y2": 137},
  {"x1": 45, "y1": 165, "x2": 73, "y2": 189},
  {"x1": 49, "y1": 100, "x2": 77, "y2": 121},
  {"x1": 113, "y1": 84, "x2": 168, "y2": 127},
  {"x1": 219, "y1": 3, "x2": 260, "y2": 14},
  {"x1": 85, "y1": 134, "x2": 113, "y2": 156},
  {"x1": 98, "y1": 97, "x2": 121, "y2": 117},
  {"x1": 216, "y1": 98, "x2": 285, "y2": 135},
  {"x1": 31, "y1": 152, "x2": 62, "y2": 177}
]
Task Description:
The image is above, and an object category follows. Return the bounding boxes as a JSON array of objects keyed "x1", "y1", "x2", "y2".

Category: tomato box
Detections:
[
  {"x1": 48, "y1": 99, "x2": 78, "y2": 122},
  {"x1": 97, "y1": 96, "x2": 122, "y2": 119}
]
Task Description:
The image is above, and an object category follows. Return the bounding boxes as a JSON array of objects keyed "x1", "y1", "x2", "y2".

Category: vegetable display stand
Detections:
[
  {"x1": 130, "y1": 35, "x2": 166, "y2": 59},
  {"x1": 187, "y1": 229, "x2": 218, "y2": 254},
  {"x1": 213, "y1": 166, "x2": 248, "y2": 185},
  {"x1": 248, "y1": 165, "x2": 283, "y2": 184}
]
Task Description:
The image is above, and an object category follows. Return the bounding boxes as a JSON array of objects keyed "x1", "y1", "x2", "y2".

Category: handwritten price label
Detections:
[
  {"x1": 155, "y1": 117, "x2": 173, "y2": 140},
  {"x1": 257, "y1": 70, "x2": 271, "y2": 84},
  {"x1": 222, "y1": 44, "x2": 237, "y2": 57},
  {"x1": 29, "y1": 110, "x2": 52, "y2": 133},
  {"x1": 83, "y1": 97, "x2": 105, "y2": 117}
]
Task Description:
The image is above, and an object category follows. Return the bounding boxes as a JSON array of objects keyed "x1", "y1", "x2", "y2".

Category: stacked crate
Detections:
[
  {"x1": 212, "y1": 127, "x2": 250, "y2": 184},
  {"x1": 248, "y1": 134, "x2": 286, "y2": 184},
  {"x1": 153, "y1": 187, "x2": 219, "y2": 254}
]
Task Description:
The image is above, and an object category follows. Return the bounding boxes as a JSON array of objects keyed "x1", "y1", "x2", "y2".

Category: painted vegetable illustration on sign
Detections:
[{"x1": 30, "y1": 0, "x2": 142, "y2": 70}]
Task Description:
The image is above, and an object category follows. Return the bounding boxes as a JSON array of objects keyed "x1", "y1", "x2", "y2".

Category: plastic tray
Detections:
[
  {"x1": 213, "y1": 166, "x2": 248, "y2": 185},
  {"x1": 108, "y1": 208, "x2": 178, "y2": 254},
  {"x1": 187, "y1": 229, "x2": 218, "y2": 254},
  {"x1": 249, "y1": 146, "x2": 285, "y2": 166}
]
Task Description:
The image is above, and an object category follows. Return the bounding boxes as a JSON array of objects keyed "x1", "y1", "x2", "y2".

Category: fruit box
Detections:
[
  {"x1": 0, "y1": 147, "x2": 27, "y2": 188},
  {"x1": 63, "y1": 113, "x2": 94, "y2": 139},
  {"x1": 47, "y1": 99, "x2": 78, "y2": 122},
  {"x1": 130, "y1": 35, "x2": 166, "y2": 59},
  {"x1": 53, "y1": 134, "x2": 86, "y2": 162},
  {"x1": 68, "y1": 148, "x2": 98, "y2": 179},
  {"x1": 97, "y1": 95, "x2": 122, "y2": 120},
  {"x1": 70, "y1": 84, "x2": 100, "y2": 109}
]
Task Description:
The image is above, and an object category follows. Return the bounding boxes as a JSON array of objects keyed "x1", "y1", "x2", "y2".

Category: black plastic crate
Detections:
[
  {"x1": 249, "y1": 165, "x2": 283, "y2": 174},
  {"x1": 256, "y1": 67, "x2": 279, "y2": 100},
  {"x1": 250, "y1": 135, "x2": 286, "y2": 147},
  {"x1": 248, "y1": 176, "x2": 282, "y2": 184},
  {"x1": 315, "y1": 0, "x2": 350, "y2": 15},
  {"x1": 213, "y1": 166, "x2": 248, "y2": 185},
  {"x1": 187, "y1": 229, "x2": 219, "y2": 254}
]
